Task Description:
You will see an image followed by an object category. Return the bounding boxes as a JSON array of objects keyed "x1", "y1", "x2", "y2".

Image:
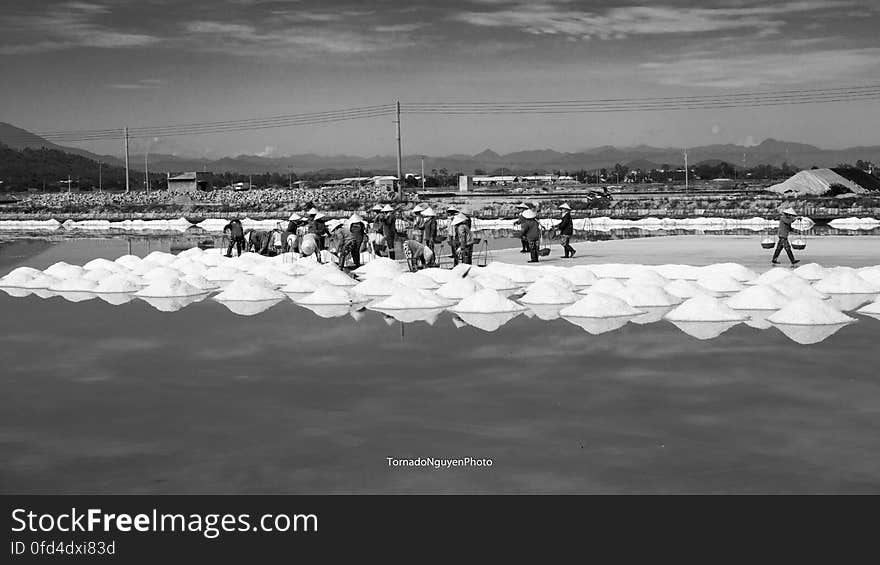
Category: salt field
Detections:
[{"x1": 1, "y1": 235, "x2": 879, "y2": 493}]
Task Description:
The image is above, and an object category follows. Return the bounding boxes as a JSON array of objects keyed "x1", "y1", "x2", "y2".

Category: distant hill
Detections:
[
  {"x1": 1, "y1": 121, "x2": 878, "y2": 175},
  {"x1": 0, "y1": 122, "x2": 124, "y2": 167}
]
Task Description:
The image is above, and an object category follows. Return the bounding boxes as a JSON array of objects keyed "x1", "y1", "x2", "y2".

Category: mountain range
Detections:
[{"x1": 1, "y1": 121, "x2": 877, "y2": 175}]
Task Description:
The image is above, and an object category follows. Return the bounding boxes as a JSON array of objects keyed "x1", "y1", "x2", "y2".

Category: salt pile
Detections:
[
  {"x1": 82, "y1": 268, "x2": 116, "y2": 282},
  {"x1": 142, "y1": 266, "x2": 183, "y2": 281},
  {"x1": 653, "y1": 264, "x2": 702, "y2": 280},
  {"x1": 792, "y1": 263, "x2": 828, "y2": 281},
  {"x1": 436, "y1": 277, "x2": 482, "y2": 300},
  {"x1": 766, "y1": 298, "x2": 855, "y2": 325},
  {"x1": 587, "y1": 278, "x2": 626, "y2": 295},
  {"x1": 143, "y1": 251, "x2": 177, "y2": 265},
  {"x1": 17, "y1": 273, "x2": 61, "y2": 289},
  {"x1": 561, "y1": 267, "x2": 598, "y2": 287},
  {"x1": 214, "y1": 279, "x2": 285, "y2": 301},
  {"x1": 701, "y1": 263, "x2": 757, "y2": 282},
  {"x1": 773, "y1": 277, "x2": 828, "y2": 300},
  {"x1": 136, "y1": 278, "x2": 205, "y2": 298},
  {"x1": 813, "y1": 271, "x2": 880, "y2": 294},
  {"x1": 588, "y1": 263, "x2": 638, "y2": 279},
  {"x1": 395, "y1": 272, "x2": 439, "y2": 290},
  {"x1": 83, "y1": 258, "x2": 126, "y2": 272},
  {"x1": 474, "y1": 273, "x2": 519, "y2": 291},
  {"x1": 451, "y1": 289, "x2": 526, "y2": 314},
  {"x1": 352, "y1": 277, "x2": 401, "y2": 297},
  {"x1": 94, "y1": 274, "x2": 142, "y2": 294},
  {"x1": 0, "y1": 268, "x2": 38, "y2": 287},
  {"x1": 519, "y1": 280, "x2": 578, "y2": 305},
  {"x1": 664, "y1": 279, "x2": 714, "y2": 299},
  {"x1": 614, "y1": 284, "x2": 680, "y2": 307},
  {"x1": 353, "y1": 257, "x2": 402, "y2": 279},
  {"x1": 696, "y1": 274, "x2": 745, "y2": 293},
  {"x1": 295, "y1": 286, "x2": 363, "y2": 305},
  {"x1": 856, "y1": 300, "x2": 880, "y2": 317},
  {"x1": 664, "y1": 295, "x2": 746, "y2": 322},
  {"x1": 48, "y1": 277, "x2": 99, "y2": 292},
  {"x1": 114, "y1": 255, "x2": 142, "y2": 269},
  {"x1": 559, "y1": 292, "x2": 642, "y2": 318},
  {"x1": 627, "y1": 271, "x2": 670, "y2": 287},
  {"x1": 419, "y1": 268, "x2": 458, "y2": 285},
  {"x1": 181, "y1": 274, "x2": 219, "y2": 291},
  {"x1": 858, "y1": 267, "x2": 880, "y2": 286},
  {"x1": 203, "y1": 266, "x2": 242, "y2": 282},
  {"x1": 725, "y1": 285, "x2": 789, "y2": 310},
  {"x1": 44, "y1": 262, "x2": 85, "y2": 279},
  {"x1": 170, "y1": 261, "x2": 207, "y2": 276},
  {"x1": 370, "y1": 287, "x2": 448, "y2": 310},
  {"x1": 281, "y1": 277, "x2": 319, "y2": 293},
  {"x1": 752, "y1": 268, "x2": 795, "y2": 286}
]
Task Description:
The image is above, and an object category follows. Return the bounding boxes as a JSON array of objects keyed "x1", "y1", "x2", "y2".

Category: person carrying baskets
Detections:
[
  {"x1": 519, "y1": 208, "x2": 541, "y2": 263},
  {"x1": 451, "y1": 213, "x2": 473, "y2": 265},
  {"x1": 555, "y1": 203, "x2": 576, "y2": 259},
  {"x1": 771, "y1": 207, "x2": 801, "y2": 266}
]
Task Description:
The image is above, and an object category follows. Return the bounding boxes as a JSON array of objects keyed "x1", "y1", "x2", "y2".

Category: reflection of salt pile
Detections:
[
  {"x1": 140, "y1": 295, "x2": 208, "y2": 313},
  {"x1": 451, "y1": 289, "x2": 526, "y2": 313},
  {"x1": 380, "y1": 307, "x2": 445, "y2": 324},
  {"x1": 214, "y1": 279, "x2": 285, "y2": 301},
  {"x1": 560, "y1": 292, "x2": 642, "y2": 318},
  {"x1": 48, "y1": 277, "x2": 99, "y2": 292},
  {"x1": 856, "y1": 299, "x2": 880, "y2": 320},
  {"x1": 725, "y1": 285, "x2": 790, "y2": 310},
  {"x1": 631, "y1": 306, "x2": 673, "y2": 324},
  {"x1": 136, "y1": 278, "x2": 205, "y2": 298},
  {"x1": 370, "y1": 287, "x2": 448, "y2": 310},
  {"x1": 436, "y1": 277, "x2": 482, "y2": 300},
  {"x1": 812, "y1": 270, "x2": 880, "y2": 294},
  {"x1": 454, "y1": 311, "x2": 521, "y2": 332},
  {"x1": 671, "y1": 321, "x2": 740, "y2": 340},
  {"x1": 615, "y1": 283, "x2": 680, "y2": 307},
  {"x1": 217, "y1": 299, "x2": 282, "y2": 316},
  {"x1": 773, "y1": 323, "x2": 850, "y2": 345},
  {"x1": 664, "y1": 279, "x2": 714, "y2": 299},
  {"x1": 563, "y1": 316, "x2": 631, "y2": 335},
  {"x1": 519, "y1": 280, "x2": 577, "y2": 305},
  {"x1": 664, "y1": 295, "x2": 746, "y2": 322},
  {"x1": 296, "y1": 286, "x2": 362, "y2": 305},
  {"x1": 767, "y1": 298, "x2": 855, "y2": 325}
]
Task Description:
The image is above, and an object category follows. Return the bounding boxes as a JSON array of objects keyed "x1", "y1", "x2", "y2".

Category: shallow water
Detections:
[{"x1": 1, "y1": 239, "x2": 879, "y2": 494}]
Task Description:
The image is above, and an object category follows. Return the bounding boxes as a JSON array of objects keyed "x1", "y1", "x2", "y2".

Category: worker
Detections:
[
  {"x1": 283, "y1": 212, "x2": 303, "y2": 253},
  {"x1": 370, "y1": 204, "x2": 384, "y2": 234},
  {"x1": 380, "y1": 204, "x2": 397, "y2": 259},
  {"x1": 338, "y1": 213, "x2": 367, "y2": 269},
  {"x1": 420, "y1": 207, "x2": 439, "y2": 266},
  {"x1": 410, "y1": 203, "x2": 425, "y2": 242},
  {"x1": 518, "y1": 208, "x2": 541, "y2": 263},
  {"x1": 452, "y1": 213, "x2": 473, "y2": 265},
  {"x1": 308, "y1": 212, "x2": 329, "y2": 252},
  {"x1": 556, "y1": 203, "x2": 576, "y2": 259},
  {"x1": 513, "y1": 203, "x2": 530, "y2": 253},
  {"x1": 299, "y1": 232, "x2": 321, "y2": 262},
  {"x1": 772, "y1": 207, "x2": 801, "y2": 266},
  {"x1": 223, "y1": 218, "x2": 245, "y2": 257},
  {"x1": 245, "y1": 229, "x2": 273, "y2": 256},
  {"x1": 403, "y1": 239, "x2": 435, "y2": 272}
]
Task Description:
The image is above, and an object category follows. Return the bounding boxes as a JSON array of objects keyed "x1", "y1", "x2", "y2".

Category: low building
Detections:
[{"x1": 167, "y1": 172, "x2": 212, "y2": 192}]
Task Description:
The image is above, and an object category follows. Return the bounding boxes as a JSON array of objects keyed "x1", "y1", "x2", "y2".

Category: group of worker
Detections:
[{"x1": 514, "y1": 202, "x2": 576, "y2": 263}]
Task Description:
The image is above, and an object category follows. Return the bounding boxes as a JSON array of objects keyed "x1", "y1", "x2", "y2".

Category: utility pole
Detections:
[
  {"x1": 288, "y1": 165, "x2": 292, "y2": 190},
  {"x1": 395, "y1": 100, "x2": 403, "y2": 200},
  {"x1": 144, "y1": 148, "x2": 150, "y2": 192},
  {"x1": 98, "y1": 161, "x2": 102, "y2": 192},
  {"x1": 684, "y1": 148, "x2": 689, "y2": 193},
  {"x1": 123, "y1": 127, "x2": 130, "y2": 193},
  {"x1": 67, "y1": 174, "x2": 71, "y2": 194},
  {"x1": 420, "y1": 155, "x2": 425, "y2": 190}
]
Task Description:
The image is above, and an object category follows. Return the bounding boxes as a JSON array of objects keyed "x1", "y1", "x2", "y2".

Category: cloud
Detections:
[
  {"x1": 256, "y1": 145, "x2": 278, "y2": 157},
  {"x1": 0, "y1": 1, "x2": 159, "y2": 55},
  {"x1": 641, "y1": 47, "x2": 880, "y2": 88},
  {"x1": 454, "y1": 1, "x2": 855, "y2": 40}
]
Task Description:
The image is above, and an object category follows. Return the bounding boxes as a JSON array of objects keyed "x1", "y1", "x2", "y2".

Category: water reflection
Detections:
[
  {"x1": 772, "y1": 323, "x2": 852, "y2": 345},
  {"x1": 562, "y1": 316, "x2": 632, "y2": 335},
  {"x1": 670, "y1": 321, "x2": 740, "y2": 340}
]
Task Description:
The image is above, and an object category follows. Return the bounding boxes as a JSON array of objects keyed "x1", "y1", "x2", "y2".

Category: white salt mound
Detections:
[
  {"x1": 114, "y1": 255, "x2": 142, "y2": 269},
  {"x1": 4, "y1": 266, "x2": 42, "y2": 279},
  {"x1": 82, "y1": 268, "x2": 115, "y2": 282},
  {"x1": 419, "y1": 268, "x2": 457, "y2": 284},
  {"x1": 857, "y1": 267, "x2": 880, "y2": 286},
  {"x1": 664, "y1": 279, "x2": 713, "y2": 299},
  {"x1": 753, "y1": 268, "x2": 795, "y2": 286},
  {"x1": 627, "y1": 271, "x2": 670, "y2": 287},
  {"x1": 653, "y1": 264, "x2": 702, "y2": 280},
  {"x1": 94, "y1": 274, "x2": 142, "y2": 293},
  {"x1": 18, "y1": 273, "x2": 61, "y2": 289},
  {"x1": 451, "y1": 289, "x2": 526, "y2": 314},
  {"x1": 353, "y1": 277, "x2": 401, "y2": 297},
  {"x1": 767, "y1": 298, "x2": 855, "y2": 325},
  {"x1": 474, "y1": 273, "x2": 519, "y2": 290},
  {"x1": 142, "y1": 266, "x2": 183, "y2": 281},
  {"x1": 181, "y1": 274, "x2": 219, "y2": 291},
  {"x1": 0, "y1": 271, "x2": 35, "y2": 287},
  {"x1": 48, "y1": 277, "x2": 99, "y2": 292},
  {"x1": 136, "y1": 278, "x2": 205, "y2": 298},
  {"x1": 203, "y1": 266, "x2": 242, "y2": 281},
  {"x1": 696, "y1": 274, "x2": 745, "y2": 293},
  {"x1": 856, "y1": 300, "x2": 880, "y2": 315},
  {"x1": 793, "y1": 263, "x2": 828, "y2": 281},
  {"x1": 587, "y1": 278, "x2": 626, "y2": 295},
  {"x1": 726, "y1": 285, "x2": 790, "y2": 310},
  {"x1": 143, "y1": 251, "x2": 176, "y2": 265},
  {"x1": 281, "y1": 277, "x2": 319, "y2": 293},
  {"x1": 614, "y1": 284, "x2": 680, "y2": 307},
  {"x1": 813, "y1": 271, "x2": 880, "y2": 294},
  {"x1": 370, "y1": 287, "x2": 447, "y2": 310},
  {"x1": 561, "y1": 268, "x2": 598, "y2": 286},
  {"x1": 701, "y1": 263, "x2": 757, "y2": 282},
  {"x1": 83, "y1": 258, "x2": 126, "y2": 272},
  {"x1": 559, "y1": 292, "x2": 643, "y2": 318},
  {"x1": 45, "y1": 262, "x2": 85, "y2": 279},
  {"x1": 519, "y1": 281, "x2": 578, "y2": 305},
  {"x1": 214, "y1": 279, "x2": 285, "y2": 301},
  {"x1": 436, "y1": 277, "x2": 482, "y2": 300},
  {"x1": 296, "y1": 286, "x2": 362, "y2": 305},
  {"x1": 773, "y1": 277, "x2": 828, "y2": 300},
  {"x1": 531, "y1": 275, "x2": 574, "y2": 291},
  {"x1": 395, "y1": 272, "x2": 439, "y2": 289},
  {"x1": 664, "y1": 295, "x2": 746, "y2": 322}
]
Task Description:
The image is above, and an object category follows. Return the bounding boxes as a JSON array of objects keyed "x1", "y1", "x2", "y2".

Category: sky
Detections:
[{"x1": 1, "y1": 0, "x2": 879, "y2": 159}]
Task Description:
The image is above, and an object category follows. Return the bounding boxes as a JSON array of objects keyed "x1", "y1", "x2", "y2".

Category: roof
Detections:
[
  {"x1": 766, "y1": 168, "x2": 878, "y2": 196},
  {"x1": 168, "y1": 172, "x2": 197, "y2": 181}
]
